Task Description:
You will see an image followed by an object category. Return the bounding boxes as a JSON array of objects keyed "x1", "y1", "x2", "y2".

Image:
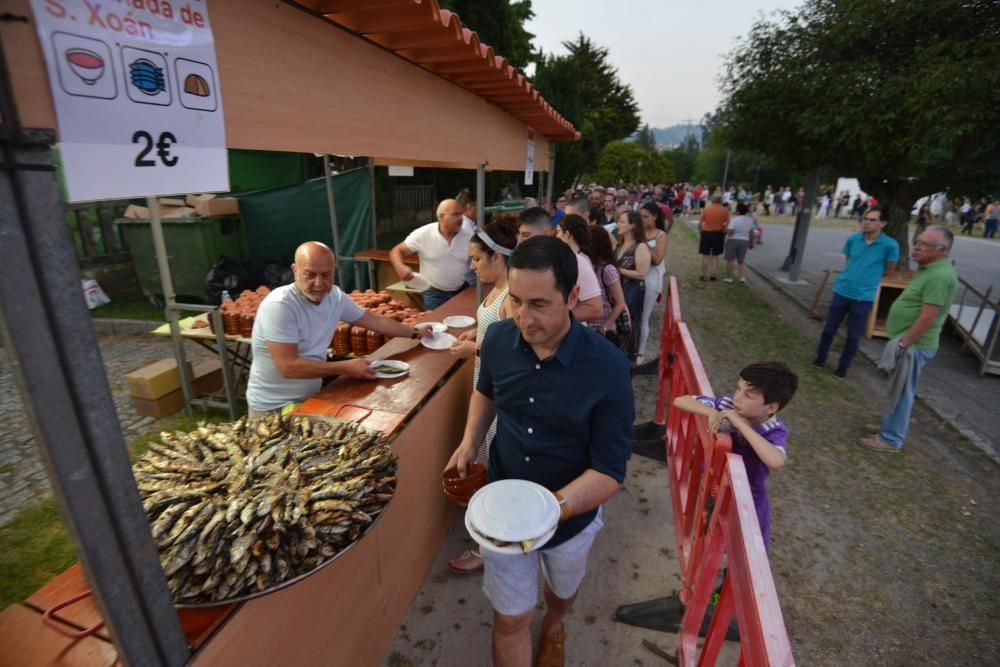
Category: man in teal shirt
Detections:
[
  {"x1": 813, "y1": 207, "x2": 900, "y2": 377},
  {"x1": 859, "y1": 226, "x2": 958, "y2": 452}
]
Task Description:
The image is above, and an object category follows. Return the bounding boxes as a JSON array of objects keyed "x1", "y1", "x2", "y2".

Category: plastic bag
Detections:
[
  {"x1": 81, "y1": 279, "x2": 111, "y2": 310},
  {"x1": 259, "y1": 259, "x2": 294, "y2": 289},
  {"x1": 204, "y1": 255, "x2": 249, "y2": 305}
]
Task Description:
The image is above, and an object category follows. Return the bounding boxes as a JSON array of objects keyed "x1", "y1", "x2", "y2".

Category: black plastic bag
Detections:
[
  {"x1": 259, "y1": 259, "x2": 294, "y2": 290},
  {"x1": 204, "y1": 255, "x2": 249, "y2": 304}
]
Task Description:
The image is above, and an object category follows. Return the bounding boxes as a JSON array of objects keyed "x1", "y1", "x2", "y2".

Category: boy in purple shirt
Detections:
[{"x1": 673, "y1": 361, "x2": 798, "y2": 550}]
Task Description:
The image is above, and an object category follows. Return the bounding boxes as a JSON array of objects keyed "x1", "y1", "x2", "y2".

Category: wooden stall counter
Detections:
[{"x1": 190, "y1": 288, "x2": 478, "y2": 667}]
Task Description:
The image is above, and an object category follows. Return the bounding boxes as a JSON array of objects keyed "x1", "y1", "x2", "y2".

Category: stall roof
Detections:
[{"x1": 296, "y1": 0, "x2": 579, "y2": 142}]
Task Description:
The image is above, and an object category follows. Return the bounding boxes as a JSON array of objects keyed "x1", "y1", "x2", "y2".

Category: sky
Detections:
[{"x1": 524, "y1": 0, "x2": 803, "y2": 129}]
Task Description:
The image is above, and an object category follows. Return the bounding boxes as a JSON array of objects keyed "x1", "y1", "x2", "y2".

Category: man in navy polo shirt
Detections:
[
  {"x1": 446, "y1": 235, "x2": 633, "y2": 667},
  {"x1": 813, "y1": 207, "x2": 900, "y2": 378}
]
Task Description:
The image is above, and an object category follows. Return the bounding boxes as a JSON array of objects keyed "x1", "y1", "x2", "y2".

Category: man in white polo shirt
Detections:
[
  {"x1": 247, "y1": 242, "x2": 432, "y2": 417},
  {"x1": 390, "y1": 198, "x2": 474, "y2": 311}
]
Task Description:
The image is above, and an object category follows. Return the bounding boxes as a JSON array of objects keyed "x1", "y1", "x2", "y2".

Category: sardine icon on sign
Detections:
[{"x1": 129, "y1": 58, "x2": 165, "y2": 95}]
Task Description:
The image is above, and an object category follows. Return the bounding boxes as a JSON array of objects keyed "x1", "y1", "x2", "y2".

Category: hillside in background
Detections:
[{"x1": 651, "y1": 124, "x2": 702, "y2": 147}]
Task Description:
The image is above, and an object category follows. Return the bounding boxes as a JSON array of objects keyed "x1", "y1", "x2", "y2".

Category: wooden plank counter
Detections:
[
  {"x1": 354, "y1": 248, "x2": 419, "y2": 291},
  {"x1": 190, "y1": 287, "x2": 477, "y2": 667}
]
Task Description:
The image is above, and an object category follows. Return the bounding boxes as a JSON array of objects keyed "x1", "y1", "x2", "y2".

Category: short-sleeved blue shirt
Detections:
[
  {"x1": 833, "y1": 232, "x2": 900, "y2": 301},
  {"x1": 476, "y1": 317, "x2": 634, "y2": 548}
]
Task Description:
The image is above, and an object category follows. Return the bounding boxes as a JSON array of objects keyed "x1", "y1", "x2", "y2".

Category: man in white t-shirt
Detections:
[
  {"x1": 390, "y1": 199, "x2": 474, "y2": 310},
  {"x1": 246, "y1": 242, "x2": 433, "y2": 416}
]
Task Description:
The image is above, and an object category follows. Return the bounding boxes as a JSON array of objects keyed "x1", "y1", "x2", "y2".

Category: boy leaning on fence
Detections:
[{"x1": 673, "y1": 361, "x2": 799, "y2": 551}]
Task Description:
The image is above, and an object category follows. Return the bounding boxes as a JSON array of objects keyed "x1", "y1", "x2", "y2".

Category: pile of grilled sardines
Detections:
[{"x1": 132, "y1": 414, "x2": 396, "y2": 605}]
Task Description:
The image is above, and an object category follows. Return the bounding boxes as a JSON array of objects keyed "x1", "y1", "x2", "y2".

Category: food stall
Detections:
[{"x1": 0, "y1": 1, "x2": 577, "y2": 665}]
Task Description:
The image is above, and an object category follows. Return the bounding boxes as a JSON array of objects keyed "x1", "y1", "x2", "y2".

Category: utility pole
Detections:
[{"x1": 721, "y1": 150, "x2": 731, "y2": 190}]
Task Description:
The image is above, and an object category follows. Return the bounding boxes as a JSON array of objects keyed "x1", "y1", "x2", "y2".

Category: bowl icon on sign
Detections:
[{"x1": 65, "y1": 48, "x2": 104, "y2": 85}]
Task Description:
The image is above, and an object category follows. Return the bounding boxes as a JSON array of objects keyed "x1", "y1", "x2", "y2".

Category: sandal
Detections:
[{"x1": 448, "y1": 550, "x2": 484, "y2": 574}]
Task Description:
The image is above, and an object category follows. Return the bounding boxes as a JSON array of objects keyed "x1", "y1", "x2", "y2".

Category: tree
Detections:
[
  {"x1": 718, "y1": 0, "x2": 1000, "y2": 261},
  {"x1": 595, "y1": 141, "x2": 674, "y2": 185},
  {"x1": 664, "y1": 133, "x2": 701, "y2": 183},
  {"x1": 534, "y1": 34, "x2": 641, "y2": 190},
  {"x1": 636, "y1": 124, "x2": 657, "y2": 152},
  {"x1": 437, "y1": 0, "x2": 537, "y2": 71}
]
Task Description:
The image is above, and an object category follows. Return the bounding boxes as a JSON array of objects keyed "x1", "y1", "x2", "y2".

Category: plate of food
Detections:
[
  {"x1": 443, "y1": 315, "x2": 476, "y2": 329},
  {"x1": 420, "y1": 332, "x2": 456, "y2": 350},
  {"x1": 465, "y1": 479, "x2": 560, "y2": 555},
  {"x1": 370, "y1": 359, "x2": 410, "y2": 379},
  {"x1": 404, "y1": 273, "x2": 431, "y2": 291}
]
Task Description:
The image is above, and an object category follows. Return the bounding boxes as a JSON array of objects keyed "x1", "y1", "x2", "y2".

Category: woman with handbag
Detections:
[
  {"x1": 584, "y1": 225, "x2": 630, "y2": 349},
  {"x1": 615, "y1": 211, "x2": 651, "y2": 363}
]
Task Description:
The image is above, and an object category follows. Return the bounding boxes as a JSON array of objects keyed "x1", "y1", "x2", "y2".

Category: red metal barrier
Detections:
[
  {"x1": 664, "y1": 322, "x2": 732, "y2": 601},
  {"x1": 654, "y1": 276, "x2": 683, "y2": 425},
  {"x1": 677, "y1": 454, "x2": 795, "y2": 667}
]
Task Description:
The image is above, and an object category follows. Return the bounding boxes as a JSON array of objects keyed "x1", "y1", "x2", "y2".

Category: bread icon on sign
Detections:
[{"x1": 184, "y1": 73, "x2": 211, "y2": 97}]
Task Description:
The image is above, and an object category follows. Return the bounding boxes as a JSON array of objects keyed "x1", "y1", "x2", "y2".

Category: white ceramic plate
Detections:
[
  {"x1": 467, "y1": 479, "x2": 560, "y2": 542},
  {"x1": 421, "y1": 322, "x2": 449, "y2": 334},
  {"x1": 465, "y1": 508, "x2": 558, "y2": 555},
  {"x1": 370, "y1": 360, "x2": 410, "y2": 379},
  {"x1": 420, "y1": 333, "x2": 456, "y2": 350},
  {"x1": 443, "y1": 315, "x2": 476, "y2": 329},
  {"x1": 404, "y1": 273, "x2": 431, "y2": 291}
]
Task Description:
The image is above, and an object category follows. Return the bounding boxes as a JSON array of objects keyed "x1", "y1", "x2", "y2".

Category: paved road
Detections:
[
  {"x1": 0, "y1": 334, "x2": 212, "y2": 526},
  {"x1": 683, "y1": 217, "x2": 1000, "y2": 462}
]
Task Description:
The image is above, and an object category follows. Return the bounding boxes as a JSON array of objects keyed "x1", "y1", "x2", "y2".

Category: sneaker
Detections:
[
  {"x1": 740, "y1": 277, "x2": 747, "y2": 283},
  {"x1": 857, "y1": 436, "x2": 901, "y2": 453},
  {"x1": 723, "y1": 277, "x2": 733, "y2": 283},
  {"x1": 833, "y1": 367, "x2": 848, "y2": 379},
  {"x1": 811, "y1": 358, "x2": 825, "y2": 369}
]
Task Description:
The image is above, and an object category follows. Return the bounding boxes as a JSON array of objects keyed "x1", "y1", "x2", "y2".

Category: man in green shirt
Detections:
[{"x1": 859, "y1": 226, "x2": 958, "y2": 452}]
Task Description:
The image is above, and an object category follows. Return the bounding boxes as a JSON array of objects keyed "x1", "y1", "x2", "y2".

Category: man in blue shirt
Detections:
[
  {"x1": 813, "y1": 207, "x2": 900, "y2": 378},
  {"x1": 446, "y1": 236, "x2": 633, "y2": 667}
]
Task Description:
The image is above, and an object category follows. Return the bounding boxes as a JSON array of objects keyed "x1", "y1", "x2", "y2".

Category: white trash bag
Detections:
[{"x1": 82, "y1": 279, "x2": 111, "y2": 310}]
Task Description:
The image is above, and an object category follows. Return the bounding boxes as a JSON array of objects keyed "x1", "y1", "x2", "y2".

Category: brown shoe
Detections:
[
  {"x1": 535, "y1": 625, "x2": 566, "y2": 667},
  {"x1": 857, "y1": 436, "x2": 900, "y2": 453}
]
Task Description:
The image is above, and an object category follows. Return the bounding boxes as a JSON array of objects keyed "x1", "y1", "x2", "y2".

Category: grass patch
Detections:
[
  {"x1": 0, "y1": 408, "x2": 232, "y2": 607},
  {"x1": 89, "y1": 295, "x2": 164, "y2": 321}
]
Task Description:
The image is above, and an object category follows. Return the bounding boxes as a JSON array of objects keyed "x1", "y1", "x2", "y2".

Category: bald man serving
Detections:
[
  {"x1": 246, "y1": 242, "x2": 433, "y2": 417},
  {"x1": 390, "y1": 198, "x2": 474, "y2": 311}
]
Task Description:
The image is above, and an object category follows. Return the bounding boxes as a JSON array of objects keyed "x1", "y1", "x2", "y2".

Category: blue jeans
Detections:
[
  {"x1": 880, "y1": 348, "x2": 936, "y2": 447},
  {"x1": 815, "y1": 293, "x2": 873, "y2": 371},
  {"x1": 423, "y1": 287, "x2": 461, "y2": 311}
]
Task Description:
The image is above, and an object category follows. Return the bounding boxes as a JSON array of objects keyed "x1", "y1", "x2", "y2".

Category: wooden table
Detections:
[
  {"x1": 866, "y1": 271, "x2": 914, "y2": 338},
  {"x1": 151, "y1": 315, "x2": 253, "y2": 390},
  {"x1": 353, "y1": 248, "x2": 419, "y2": 291},
  {"x1": 12, "y1": 288, "x2": 478, "y2": 667}
]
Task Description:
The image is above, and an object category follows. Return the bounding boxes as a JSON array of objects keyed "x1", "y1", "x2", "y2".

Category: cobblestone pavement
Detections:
[{"x1": 0, "y1": 334, "x2": 213, "y2": 526}]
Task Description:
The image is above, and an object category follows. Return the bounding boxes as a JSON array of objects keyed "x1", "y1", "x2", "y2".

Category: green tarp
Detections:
[{"x1": 238, "y1": 168, "x2": 373, "y2": 291}]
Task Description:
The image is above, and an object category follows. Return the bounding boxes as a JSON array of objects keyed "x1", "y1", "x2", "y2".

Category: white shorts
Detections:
[{"x1": 481, "y1": 507, "x2": 604, "y2": 616}]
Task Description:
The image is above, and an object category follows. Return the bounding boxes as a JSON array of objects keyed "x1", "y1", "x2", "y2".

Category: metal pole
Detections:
[
  {"x1": 323, "y1": 155, "x2": 346, "y2": 287},
  {"x1": 789, "y1": 167, "x2": 821, "y2": 282},
  {"x1": 0, "y1": 51, "x2": 187, "y2": 664},
  {"x1": 369, "y1": 158, "x2": 379, "y2": 271},
  {"x1": 476, "y1": 163, "x2": 486, "y2": 304},
  {"x1": 148, "y1": 196, "x2": 195, "y2": 416},
  {"x1": 538, "y1": 167, "x2": 545, "y2": 203},
  {"x1": 721, "y1": 150, "x2": 731, "y2": 191},
  {"x1": 545, "y1": 143, "x2": 556, "y2": 210}
]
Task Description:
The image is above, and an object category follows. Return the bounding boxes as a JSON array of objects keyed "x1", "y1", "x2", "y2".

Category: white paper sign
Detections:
[
  {"x1": 388, "y1": 165, "x2": 414, "y2": 177},
  {"x1": 30, "y1": 0, "x2": 228, "y2": 202},
  {"x1": 524, "y1": 127, "x2": 535, "y2": 185}
]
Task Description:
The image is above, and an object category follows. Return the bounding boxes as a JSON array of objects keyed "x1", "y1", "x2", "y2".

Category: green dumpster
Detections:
[{"x1": 117, "y1": 216, "x2": 249, "y2": 303}]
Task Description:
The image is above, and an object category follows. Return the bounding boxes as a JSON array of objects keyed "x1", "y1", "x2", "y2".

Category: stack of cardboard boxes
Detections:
[
  {"x1": 126, "y1": 358, "x2": 225, "y2": 418},
  {"x1": 123, "y1": 193, "x2": 240, "y2": 220}
]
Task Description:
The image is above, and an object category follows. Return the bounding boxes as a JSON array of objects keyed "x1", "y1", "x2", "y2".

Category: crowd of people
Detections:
[{"x1": 241, "y1": 174, "x2": 967, "y2": 665}]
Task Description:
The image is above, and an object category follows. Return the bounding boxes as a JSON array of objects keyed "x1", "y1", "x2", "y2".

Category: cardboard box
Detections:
[
  {"x1": 185, "y1": 193, "x2": 214, "y2": 207},
  {"x1": 191, "y1": 359, "x2": 223, "y2": 396},
  {"x1": 126, "y1": 358, "x2": 193, "y2": 400},
  {"x1": 193, "y1": 197, "x2": 239, "y2": 217},
  {"x1": 158, "y1": 206, "x2": 196, "y2": 219},
  {"x1": 123, "y1": 204, "x2": 149, "y2": 219},
  {"x1": 158, "y1": 197, "x2": 186, "y2": 207},
  {"x1": 131, "y1": 389, "x2": 185, "y2": 419}
]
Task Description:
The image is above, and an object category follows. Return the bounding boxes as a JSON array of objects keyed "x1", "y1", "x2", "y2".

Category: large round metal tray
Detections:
[{"x1": 172, "y1": 413, "x2": 396, "y2": 609}]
